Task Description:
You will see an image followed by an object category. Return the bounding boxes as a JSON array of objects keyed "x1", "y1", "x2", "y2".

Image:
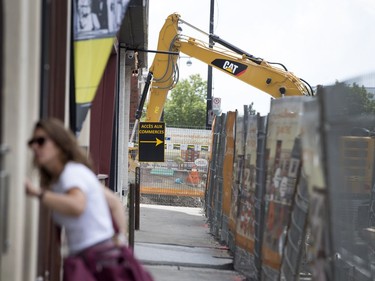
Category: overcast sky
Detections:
[{"x1": 147, "y1": 0, "x2": 375, "y2": 115}]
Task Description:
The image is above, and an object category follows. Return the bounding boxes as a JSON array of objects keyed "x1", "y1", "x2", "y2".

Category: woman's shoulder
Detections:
[
  {"x1": 64, "y1": 161, "x2": 93, "y2": 175},
  {"x1": 57, "y1": 162, "x2": 98, "y2": 192}
]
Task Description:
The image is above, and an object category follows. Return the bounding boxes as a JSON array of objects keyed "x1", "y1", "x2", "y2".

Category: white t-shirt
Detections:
[{"x1": 52, "y1": 162, "x2": 114, "y2": 255}]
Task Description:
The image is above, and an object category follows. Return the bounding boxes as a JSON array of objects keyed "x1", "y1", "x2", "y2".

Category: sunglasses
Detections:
[{"x1": 28, "y1": 137, "x2": 48, "y2": 147}]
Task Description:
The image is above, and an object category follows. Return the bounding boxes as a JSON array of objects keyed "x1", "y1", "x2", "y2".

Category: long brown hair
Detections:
[{"x1": 32, "y1": 118, "x2": 93, "y2": 186}]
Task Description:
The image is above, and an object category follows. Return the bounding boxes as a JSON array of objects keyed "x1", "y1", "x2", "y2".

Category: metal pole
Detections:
[
  {"x1": 128, "y1": 183, "x2": 135, "y2": 249},
  {"x1": 206, "y1": 0, "x2": 214, "y2": 129},
  {"x1": 135, "y1": 167, "x2": 141, "y2": 230}
]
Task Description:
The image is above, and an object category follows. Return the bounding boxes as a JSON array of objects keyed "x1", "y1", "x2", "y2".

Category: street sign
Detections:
[
  {"x1": 138, "y1": 122, "x2": 165, "y2": 162},
  {"x1": 212, "y1": 97, "x2": 221, "y2": 110}
]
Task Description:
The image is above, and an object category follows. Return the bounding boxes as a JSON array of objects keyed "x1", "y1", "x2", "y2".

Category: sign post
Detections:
[
  {"x1": 212, "y1": 97, "x2": 221, "y2": 112},
  {"x1": 207, "y1": 110, "x2": 214, "y2": 125},
  {"x1": 138, "y1": 122, "x2": 165, "y2": 162}
]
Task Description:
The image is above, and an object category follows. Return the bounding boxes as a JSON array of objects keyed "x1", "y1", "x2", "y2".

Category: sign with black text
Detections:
[{"x1": 138, "y1": 122, "x2": 165, "y2": 162}]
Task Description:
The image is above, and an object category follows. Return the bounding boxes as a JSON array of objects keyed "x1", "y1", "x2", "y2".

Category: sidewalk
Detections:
[{"x1": 134, "y1": 204, "x2": 245, "y2": 281}]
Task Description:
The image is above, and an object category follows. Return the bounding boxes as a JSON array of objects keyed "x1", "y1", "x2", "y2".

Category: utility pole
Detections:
[{"x1": 206, "y1": 0, "x2": 214, "y2": 129}]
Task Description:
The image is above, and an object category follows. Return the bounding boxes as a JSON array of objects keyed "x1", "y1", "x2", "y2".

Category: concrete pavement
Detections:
[{"x1": 134, "y1": 204, "x2": 245, "y2": 281}]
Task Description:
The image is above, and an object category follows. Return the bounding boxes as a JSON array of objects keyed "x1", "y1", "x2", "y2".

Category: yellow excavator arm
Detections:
[{"x1": 143, "y1": 13, "x2": 313, "y2": 122}]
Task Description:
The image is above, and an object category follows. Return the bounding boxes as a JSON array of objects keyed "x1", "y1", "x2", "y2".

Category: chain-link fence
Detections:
[
  {"x1": 261, "y1": 97, "x2": 310, "y2": 280},
  {"x1": 204, "y1": 74, "x2": 375, "y2": 281},
  {"x1": 133, "y1": 73, "x2": 375, "y2": 280},
  {"x1": 139, "y1": 126, "x2": 211, "y2": 206},
  {"x1": 234, "y1": 113, "x2": 260, "y2": 278},
  {"x1": 312, "y1": 77, "x2": 375, "y2": 281}
]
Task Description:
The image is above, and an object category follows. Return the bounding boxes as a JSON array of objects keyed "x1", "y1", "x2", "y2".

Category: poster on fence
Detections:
[
  {"x1": 229, "y1": 113, "x2": 245, "y2": 233},
  {"x1": 301, "y1": 99, "x2": 327, "y2": 268},
  {"x1": 235, "y1": 114, "x2": 258, "y2": 252},
  {"x1": 222, "y1": 112, "x2": 237, "y2": 217},
  {"x1": 261, "y1": 97, "x2": 305, "y2": 273}
]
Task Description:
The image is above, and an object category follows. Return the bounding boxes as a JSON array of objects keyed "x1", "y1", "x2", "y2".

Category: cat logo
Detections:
[
  {"x1": 211, "y1": 59, "x2": 247, "y2": 76},
  {"x1": 223, "y1": 61, "x2": 238, "y2": 74}
]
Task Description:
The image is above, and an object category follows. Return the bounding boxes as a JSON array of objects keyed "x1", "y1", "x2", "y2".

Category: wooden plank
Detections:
[{"x1": 140, "y1": 186, "x2": 204, "y2": 197}]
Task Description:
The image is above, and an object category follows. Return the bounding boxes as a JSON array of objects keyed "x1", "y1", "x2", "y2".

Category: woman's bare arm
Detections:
[
  {"x1": 25, "y1": 179, "x2": 86, "y2": 217},
  {"x1": 102, "y1": 186, "x2": 128, "y2": 237}
]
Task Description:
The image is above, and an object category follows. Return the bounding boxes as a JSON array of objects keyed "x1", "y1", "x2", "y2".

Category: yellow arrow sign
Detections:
[{"x1": 140, "y1": 138, "x2": 164, "y2": 147}]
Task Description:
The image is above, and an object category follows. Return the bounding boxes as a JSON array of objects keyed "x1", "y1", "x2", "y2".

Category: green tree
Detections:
[
  {"x1": 164, "y1": 74, "x2": 207, "y2": 127},
  {"x1": 333, "y1": 81, "x2": 375, "y2": 115}
]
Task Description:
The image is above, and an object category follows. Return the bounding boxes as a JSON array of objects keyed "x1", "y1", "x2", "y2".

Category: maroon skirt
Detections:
[{"x1": 63, "y1": 239, "x2": 153, "y2": 281}]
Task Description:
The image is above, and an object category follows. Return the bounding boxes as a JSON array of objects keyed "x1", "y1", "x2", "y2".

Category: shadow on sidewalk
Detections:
[{"x1": 134, "y1": 204, "x2": 246, "y2": 281}]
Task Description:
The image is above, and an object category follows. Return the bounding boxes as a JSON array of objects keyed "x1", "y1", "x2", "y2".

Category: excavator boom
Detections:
[{"x1": 144, "y1": 13, "x2": 312, "y2": 122}]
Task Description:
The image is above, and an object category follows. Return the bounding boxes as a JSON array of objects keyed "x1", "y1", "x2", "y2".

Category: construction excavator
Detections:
[
  {"x1": 126, "y1": 14, "x2": 375, "y2": 279},
  {"x1": 128, "y1": 13, "x2": 313, "y2": 166}
]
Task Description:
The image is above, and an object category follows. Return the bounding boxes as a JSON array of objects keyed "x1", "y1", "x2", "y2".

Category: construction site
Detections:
[{"x1": 1, "y1": 1, "x2": 375, "y2": 281}]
